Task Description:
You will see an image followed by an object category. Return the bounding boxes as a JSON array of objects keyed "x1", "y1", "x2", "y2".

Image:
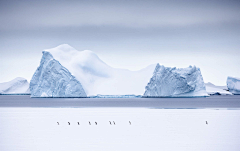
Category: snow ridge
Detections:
[
  {"x1": 144, "y1": 64, "x2": 207, "y2": 97},
  {"x1": 30, "y1": 51, "x2": 87, "y2": 97}
]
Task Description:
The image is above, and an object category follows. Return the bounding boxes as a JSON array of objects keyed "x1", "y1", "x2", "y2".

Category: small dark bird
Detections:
[
  {"x1": 68, "y1": 122, "x2": 70, "y2": 125},
  {"x1": 89, "y1": 121, "x2": 91, "y2": 125},
  {"x1": 113, "y1": 121, "x2": 115, "y2": 125},
  {"x1": 129, "y1": 121, "x2": 131, "y2": 125},
  {"x1": 109, "y1": 121, "x2": 112, "y2": 125},
  {"x1": 206, "y1": 121, "x2": 208, "y2": 124},
  {"x1": 57, "y1": 122, "x2": 59, "y2": 125},
  {"x1": 78, "y1": 122, "x2": 80, "y2": 125},
  {"x1": 95, "y1": 122, "x2": 97, "y2": 125}
]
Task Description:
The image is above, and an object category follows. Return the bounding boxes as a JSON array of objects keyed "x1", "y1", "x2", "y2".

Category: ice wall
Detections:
[
  {"x1": 143, "y1": 64, "x2": 208, "y2": 97},
  {"x1": 30, "y1": 51, "x2": 87, "y2": 97},
  {"x1": 227, "y1": 76, "x2": 240, "y2": 94}
]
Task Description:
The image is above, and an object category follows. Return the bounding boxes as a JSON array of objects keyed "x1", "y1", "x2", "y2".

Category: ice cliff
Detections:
[
  {"x1": 143, "y1": 64, "x2": 208, "y2": 97},
  {"x1": 227, "y1": 76, "x2": 240, "y2": 95},
  {"x1": 30, "y1": 51, "x2": 87, "y2": 97},
  {"x1": 0, "y1": 77, "x2": 30, "y2": 94}
]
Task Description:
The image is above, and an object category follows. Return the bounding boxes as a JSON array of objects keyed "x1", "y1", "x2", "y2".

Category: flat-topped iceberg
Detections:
[
  {"x1": 30, "y1": 44, "x2": 208, "y2": 97},
  {"x1": 143, "y1": 64, "x2": 208, "y2": 97},
  {"x1": 0, "y1": 77, "x2": 30, "y2": 95},
  {"x1": 227, "y1": 76, "x2": 240, "y2": 95}
]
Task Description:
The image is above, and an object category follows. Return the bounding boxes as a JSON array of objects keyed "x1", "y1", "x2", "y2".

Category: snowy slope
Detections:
[
  {"x1": 42, "y1": 44, "x2": 156, "y2": 96},
  {"x1": 30, "y1": 51, "x2": 87, "y2": 97},
  {"x1": 227, "y1": 76, "x2": 240, "y2": 94},
  {"x1": 205, "y1": 82, "x2": 232, "y2": 95},
  {"x1": 0, "y1": 77, "x2": 30, "y2": 94},
  {"x1": 143, "y1": 64, "x2": 208, "y2": 97}
]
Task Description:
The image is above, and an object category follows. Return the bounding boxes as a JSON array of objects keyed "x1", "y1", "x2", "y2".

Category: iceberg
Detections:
[
  {"x1": 143, "y1": 64, "x2": 208, "y2": 97},
  {"x1": 0, "y1": 77, "x2": 30, "y2": 95},
  {"x1": 227, "y1": 76, "x2": 240, "y2": 95},
  {"x1": 30, "y1": 44, "x2": 156, "y2": 97},
  {"x1": 205, "y1": 82, "x2": 232, "y2": 95},
  {"x1": 30, "y1": 44, "x2": 208, "y2": 97},
  {"x1": 30, "y1": 51, "x2": 87, "y2": 97}
]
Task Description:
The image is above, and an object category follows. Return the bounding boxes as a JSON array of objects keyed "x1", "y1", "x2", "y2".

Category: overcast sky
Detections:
[{"x1": 0, "y1": 0, "x2": 240, "y2": 85}]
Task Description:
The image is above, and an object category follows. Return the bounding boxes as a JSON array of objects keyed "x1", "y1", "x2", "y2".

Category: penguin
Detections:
[
  {"x1": 113, "y1": 121, "x2": 115, "y2": 125},
  {"x1": 129, "y1": 121, "x2": 131, "y2": 125},
  {"x1": 57, "y1": 122, "x2": 59, "y2": 125},
  {"x1": 78, "y1": 122, "x2": 80, "y2": 125},
  {"x1": 68, "y1": 122, "x2": 70, "y2": 125},
  {"x1": 95, "y1": 122, "x2": 97, "y2": 125},
  {"x1": 109, "y1": 121, "x2": 112, "y2": 125},
  {"x1": 206, "y1": 121, "x2": 208, "y2": 124},
  {"x1": 89, "y1": 121, "x2": 91, "y2": 125}
]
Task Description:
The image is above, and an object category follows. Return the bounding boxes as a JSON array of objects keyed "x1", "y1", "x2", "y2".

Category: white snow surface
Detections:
[
  {"x1": 42, "y1": 44, "x2": 156, "y2": 96},
  {"x1": 0, "y1": 108, "x2": 240, "y2": 151},
  {"x1": 0, "y1": 77, "x2": 30, "y2": 94},
  {"x1": 227, "y1": 76, "x2": 240, "y2": 94},
  {"x1": 144, "y1": 64, "x2": 208, "y2": 97},
  {"x1": 205, "y1": 82, "x2": 232, "y2": 95}
]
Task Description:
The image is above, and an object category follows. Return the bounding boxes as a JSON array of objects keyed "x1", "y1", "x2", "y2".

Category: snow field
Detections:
[{"x1": 0, "y1": 108, "x2": 240, "y2": 151}]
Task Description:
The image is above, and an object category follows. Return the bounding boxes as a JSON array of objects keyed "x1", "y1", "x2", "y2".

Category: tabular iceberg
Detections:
[
  {"x1": 30, "y1": 51, "x2": 87, "y2": 97},
  {"x1": 143, "y1": 64, "x2": 208, "y2": 97},
  {"x1": 0, "y1": 77, "x2": 30, "y2": 95},
  {"x1": 227, "y1": 76, "x2": 240, "y2": 95}
]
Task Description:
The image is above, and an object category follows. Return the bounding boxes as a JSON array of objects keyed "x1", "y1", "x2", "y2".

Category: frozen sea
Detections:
[{"x1": 0, "y1": 95, "x2": 240, "y2": 151}]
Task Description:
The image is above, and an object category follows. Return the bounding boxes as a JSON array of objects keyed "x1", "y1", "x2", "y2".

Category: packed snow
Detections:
[
  {"x1": 144, "y1": 64, "x2": 208, "y2": 97},
  {"x1": 205, "y1": 82, "x2": 232, "y2": 95},
  {"x1": 31, "y1": 44, "x2": 208, "y2": 97},
  {"x1": 0, "y1": 77, "x2": 30, "y2": 95},
  {"x1": 0, "y1": 108, "x2": 240, "y2": 151},
  {"x1": 30, "y1": 51, "x2": 87, "y2": 97},
  {"x1": 227, "y1": 76, "x2": 240, "y2": 95}
]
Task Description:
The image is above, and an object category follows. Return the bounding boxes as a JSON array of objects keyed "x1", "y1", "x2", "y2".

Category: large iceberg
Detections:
[
  {"x1": 30, "y1": 44, "x2": 208, "y2": 97},
  {"x1": 30, "y1": 51, "x2": 87, "y2": 97},
  {"x1": 143, "y1": 64, "x2": 208, "y2": 97},
  {"x1": 30, "y1": 44, "x2": 156, "y2": 97},
  {"x1": 205, "y1": 82, "x2": 232, "y2": 95},
  {"x1": 227, "y1": 76, "x2": 240, "y2": 95},
  {"x1": 0, "y1": 77, "x2": 30, "y2": 95}
]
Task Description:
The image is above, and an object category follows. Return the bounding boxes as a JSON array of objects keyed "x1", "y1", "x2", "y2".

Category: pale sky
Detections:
[{"x1": 0, "y1": 0, "x2": 240, "y2": 85}]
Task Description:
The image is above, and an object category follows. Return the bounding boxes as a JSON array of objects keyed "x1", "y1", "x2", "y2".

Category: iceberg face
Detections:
[
  {"x1": 0, "y1": 77, "x2": 30, "y2": 94},
  {"x1": 205, "y1": 82, "x2": 232, "y2": 95},
  {"x1": 30, "y1": 51, "x2": 87, "y2": 97},
  {"x1": 143, "y1": 64, "x2": 208, "y2": 97},
  {"x1": 227, "y1": 77, "x2": 240, "y2": 94}
]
